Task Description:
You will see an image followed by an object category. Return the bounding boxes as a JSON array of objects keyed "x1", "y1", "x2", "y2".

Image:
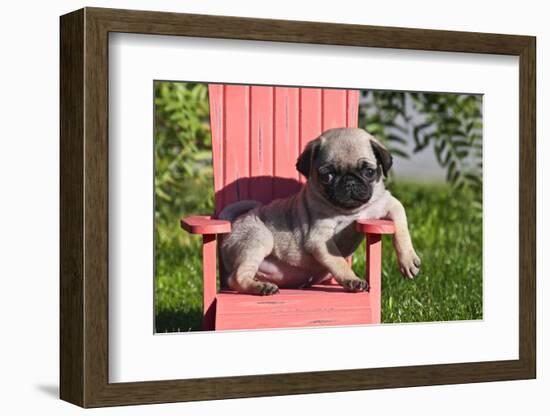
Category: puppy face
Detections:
[{"x1": 296, "y1": 128, "x2": 392, "y2": 210}]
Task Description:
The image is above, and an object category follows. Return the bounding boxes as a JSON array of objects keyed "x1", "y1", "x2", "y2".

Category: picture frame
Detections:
[{"x1": 60, "y1": 7, "x2": 536, "y2": 408}]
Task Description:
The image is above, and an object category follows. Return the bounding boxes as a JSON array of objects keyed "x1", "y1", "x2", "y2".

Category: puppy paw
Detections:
[
  {"x1": 397, "y1": 250, "x2": 421, "y2": 279},
  {"x1": 258, "y1": 282, "x2": 280, "y2": 296},
  {"x1": 341, "y1": 278, "x2": 369, "y2": 292}
]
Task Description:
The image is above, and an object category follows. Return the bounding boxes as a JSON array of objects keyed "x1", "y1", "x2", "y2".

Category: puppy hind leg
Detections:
[
  {"x1": 227, "y1": 262, "x2": 279, "y2": 295},
  {"x1": 226, "y1": 237, "x2": 278, "y2": 296}
]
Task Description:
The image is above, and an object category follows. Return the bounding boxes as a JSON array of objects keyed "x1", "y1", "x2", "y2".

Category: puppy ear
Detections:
[
  {"x1": 370, "y1": 138, "x2": 393, "y2": 177},
  {"x1": 296, "y1": 137, "x2": 321, "y2": 178}
]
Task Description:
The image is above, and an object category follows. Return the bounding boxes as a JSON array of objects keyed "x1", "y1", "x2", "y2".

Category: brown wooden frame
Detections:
[{"x1": 60, "y1": 7, "x2": 536, "y2": 408}]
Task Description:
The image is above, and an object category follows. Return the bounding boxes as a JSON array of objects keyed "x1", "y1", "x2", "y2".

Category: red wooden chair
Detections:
[{"x1": 181, "y1": 85, "x2": 395, "y2": 331}]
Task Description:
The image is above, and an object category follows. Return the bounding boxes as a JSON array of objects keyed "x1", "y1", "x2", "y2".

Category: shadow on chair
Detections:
[{"x1": 213, "y1": 175, "x2": 304, "y2": 215}]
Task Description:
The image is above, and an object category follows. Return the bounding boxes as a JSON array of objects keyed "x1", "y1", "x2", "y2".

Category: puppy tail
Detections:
[{"x1": 218, "y1": 199, "x2": 262, "y2": 222}]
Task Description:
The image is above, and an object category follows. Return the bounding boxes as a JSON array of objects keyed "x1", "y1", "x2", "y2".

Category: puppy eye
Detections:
[
  {"x1": 320, "y1": 172, "x2": 335, "y2": 183},
  {"x1": 364, "y1": 167, "x2": 376, "y2": 178}
]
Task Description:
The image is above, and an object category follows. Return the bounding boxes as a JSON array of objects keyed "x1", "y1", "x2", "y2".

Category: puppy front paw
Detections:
[
  {"x1": 397, "y1": 250, "x2": 421, "y2": 279},
  {"x1": 341, "y1": 277, "x2": 369, "y2": 292},
  {"x1": 258, "y1": 281, "x2": 280, "y2": 296}
]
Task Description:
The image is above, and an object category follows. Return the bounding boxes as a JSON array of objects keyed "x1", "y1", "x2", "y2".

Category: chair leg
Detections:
[
  {"x1": 366, "y1": 233, "x2": 382, "y2": 323},
  {"x1": 202, "y1": 234, "x2": 217, "y2": 330}
]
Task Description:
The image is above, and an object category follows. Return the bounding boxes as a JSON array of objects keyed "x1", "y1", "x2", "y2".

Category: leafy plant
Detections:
[
  {"x1": 154, "y1": 81, "x2": 215, "y2": 245},
  {"x1": 359, "y1": 91, "x2": 483, "y2": 213}
]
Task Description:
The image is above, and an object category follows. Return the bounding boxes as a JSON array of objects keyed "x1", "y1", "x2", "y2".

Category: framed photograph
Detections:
[{"x1": 60, "y1": 7, "x2": 536, "y2": 408}]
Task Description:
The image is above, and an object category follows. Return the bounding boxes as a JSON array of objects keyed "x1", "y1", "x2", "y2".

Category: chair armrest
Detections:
[
  {"x1": 355, "y1": 219, "x2": 395, "y2": 234},
  {"x1": 180, "y1": 215, "x2": 231, "y2": 235}
]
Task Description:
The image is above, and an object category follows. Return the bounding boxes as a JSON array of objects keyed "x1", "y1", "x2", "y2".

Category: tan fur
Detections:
[{"x1": 219, "y1": 128, "x2": 420, "y2": 295}]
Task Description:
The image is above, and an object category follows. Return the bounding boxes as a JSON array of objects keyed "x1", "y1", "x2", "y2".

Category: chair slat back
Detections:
[{"x1": 208, "y1": 85, "x2": 360, "y2": 216}]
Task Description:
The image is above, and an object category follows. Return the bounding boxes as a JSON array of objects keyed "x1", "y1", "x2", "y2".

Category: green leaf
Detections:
[
  {"x1": 387, "y1": 134, "x2": 408, "y2": 145},
  {"x1": 389, "y1": 148, "x2": 410, "y2": 159},
  {"x1": 446, "y1": 160, "x2": 457, "y2": 182}
]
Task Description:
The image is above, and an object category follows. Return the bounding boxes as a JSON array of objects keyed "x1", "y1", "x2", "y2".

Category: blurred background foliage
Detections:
[
  {"x1": 154, "y1": 82, "x2": 483, "y2": 333},
  {"x1": 359, "y1": 91, "x2": 483, "y2": 216},
  {"x1": 155, "y1": 81, "x2": 214, "y2": 247}
]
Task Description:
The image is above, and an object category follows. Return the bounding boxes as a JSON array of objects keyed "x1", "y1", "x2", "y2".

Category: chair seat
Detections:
[{"x1": 215, "y1": 283, "x2": 374, "y2": 331}]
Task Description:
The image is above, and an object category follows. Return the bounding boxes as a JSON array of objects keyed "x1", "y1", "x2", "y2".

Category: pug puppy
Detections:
[{"x1": 218, "y1": 127, "x2": 420, "y2": 295}]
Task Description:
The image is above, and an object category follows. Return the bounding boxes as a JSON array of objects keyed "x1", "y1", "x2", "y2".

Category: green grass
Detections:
[{"x1": 154, "y1": 182, "x2": 482, "y2": 332}]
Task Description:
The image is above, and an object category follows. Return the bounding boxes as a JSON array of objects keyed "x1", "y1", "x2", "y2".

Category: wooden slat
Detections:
[
  {"x1": 299, "y1": 88, "x2": 323, "y2": 146},
  {"x1": 217, "y1": 287, "x2": 371, "y2": 315},
  {"x1": 346, "y1": 90, "x2": 360, "y2": 127},
  {"x1": 249, "y1": 86, "x2": 274, "y2": 204},
  {"x1": 322, "y1": 89, "x2": 348, "y2": 130},
  {"x1": 216, "y1": 285, "x2": 372, "y2": 330},
  {"x1": 223, "y1": 85, "x2": 251, "y2": 205},
  {"x1": 299, "y1": 88, "x2": 323, "y2": 183},
  {"x1": 273, "y1": 87, "x2": 300, "y2": 199},
  {"x1": 208, "y1": 84, "x2": 225, "y2": 215},
  {"x1": 216, "y1": 307, "x2": 372, "y2": 331}
]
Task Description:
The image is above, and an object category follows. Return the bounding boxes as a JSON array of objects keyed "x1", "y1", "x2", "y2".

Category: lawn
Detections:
[{"x1": 154, "y1": 181, "x2": 482, "y2": 333}]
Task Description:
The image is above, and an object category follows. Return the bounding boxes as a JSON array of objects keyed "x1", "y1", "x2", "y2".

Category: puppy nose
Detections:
[{"x1": 344, "y1": 176, "x2": 356, "y2": 190}]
